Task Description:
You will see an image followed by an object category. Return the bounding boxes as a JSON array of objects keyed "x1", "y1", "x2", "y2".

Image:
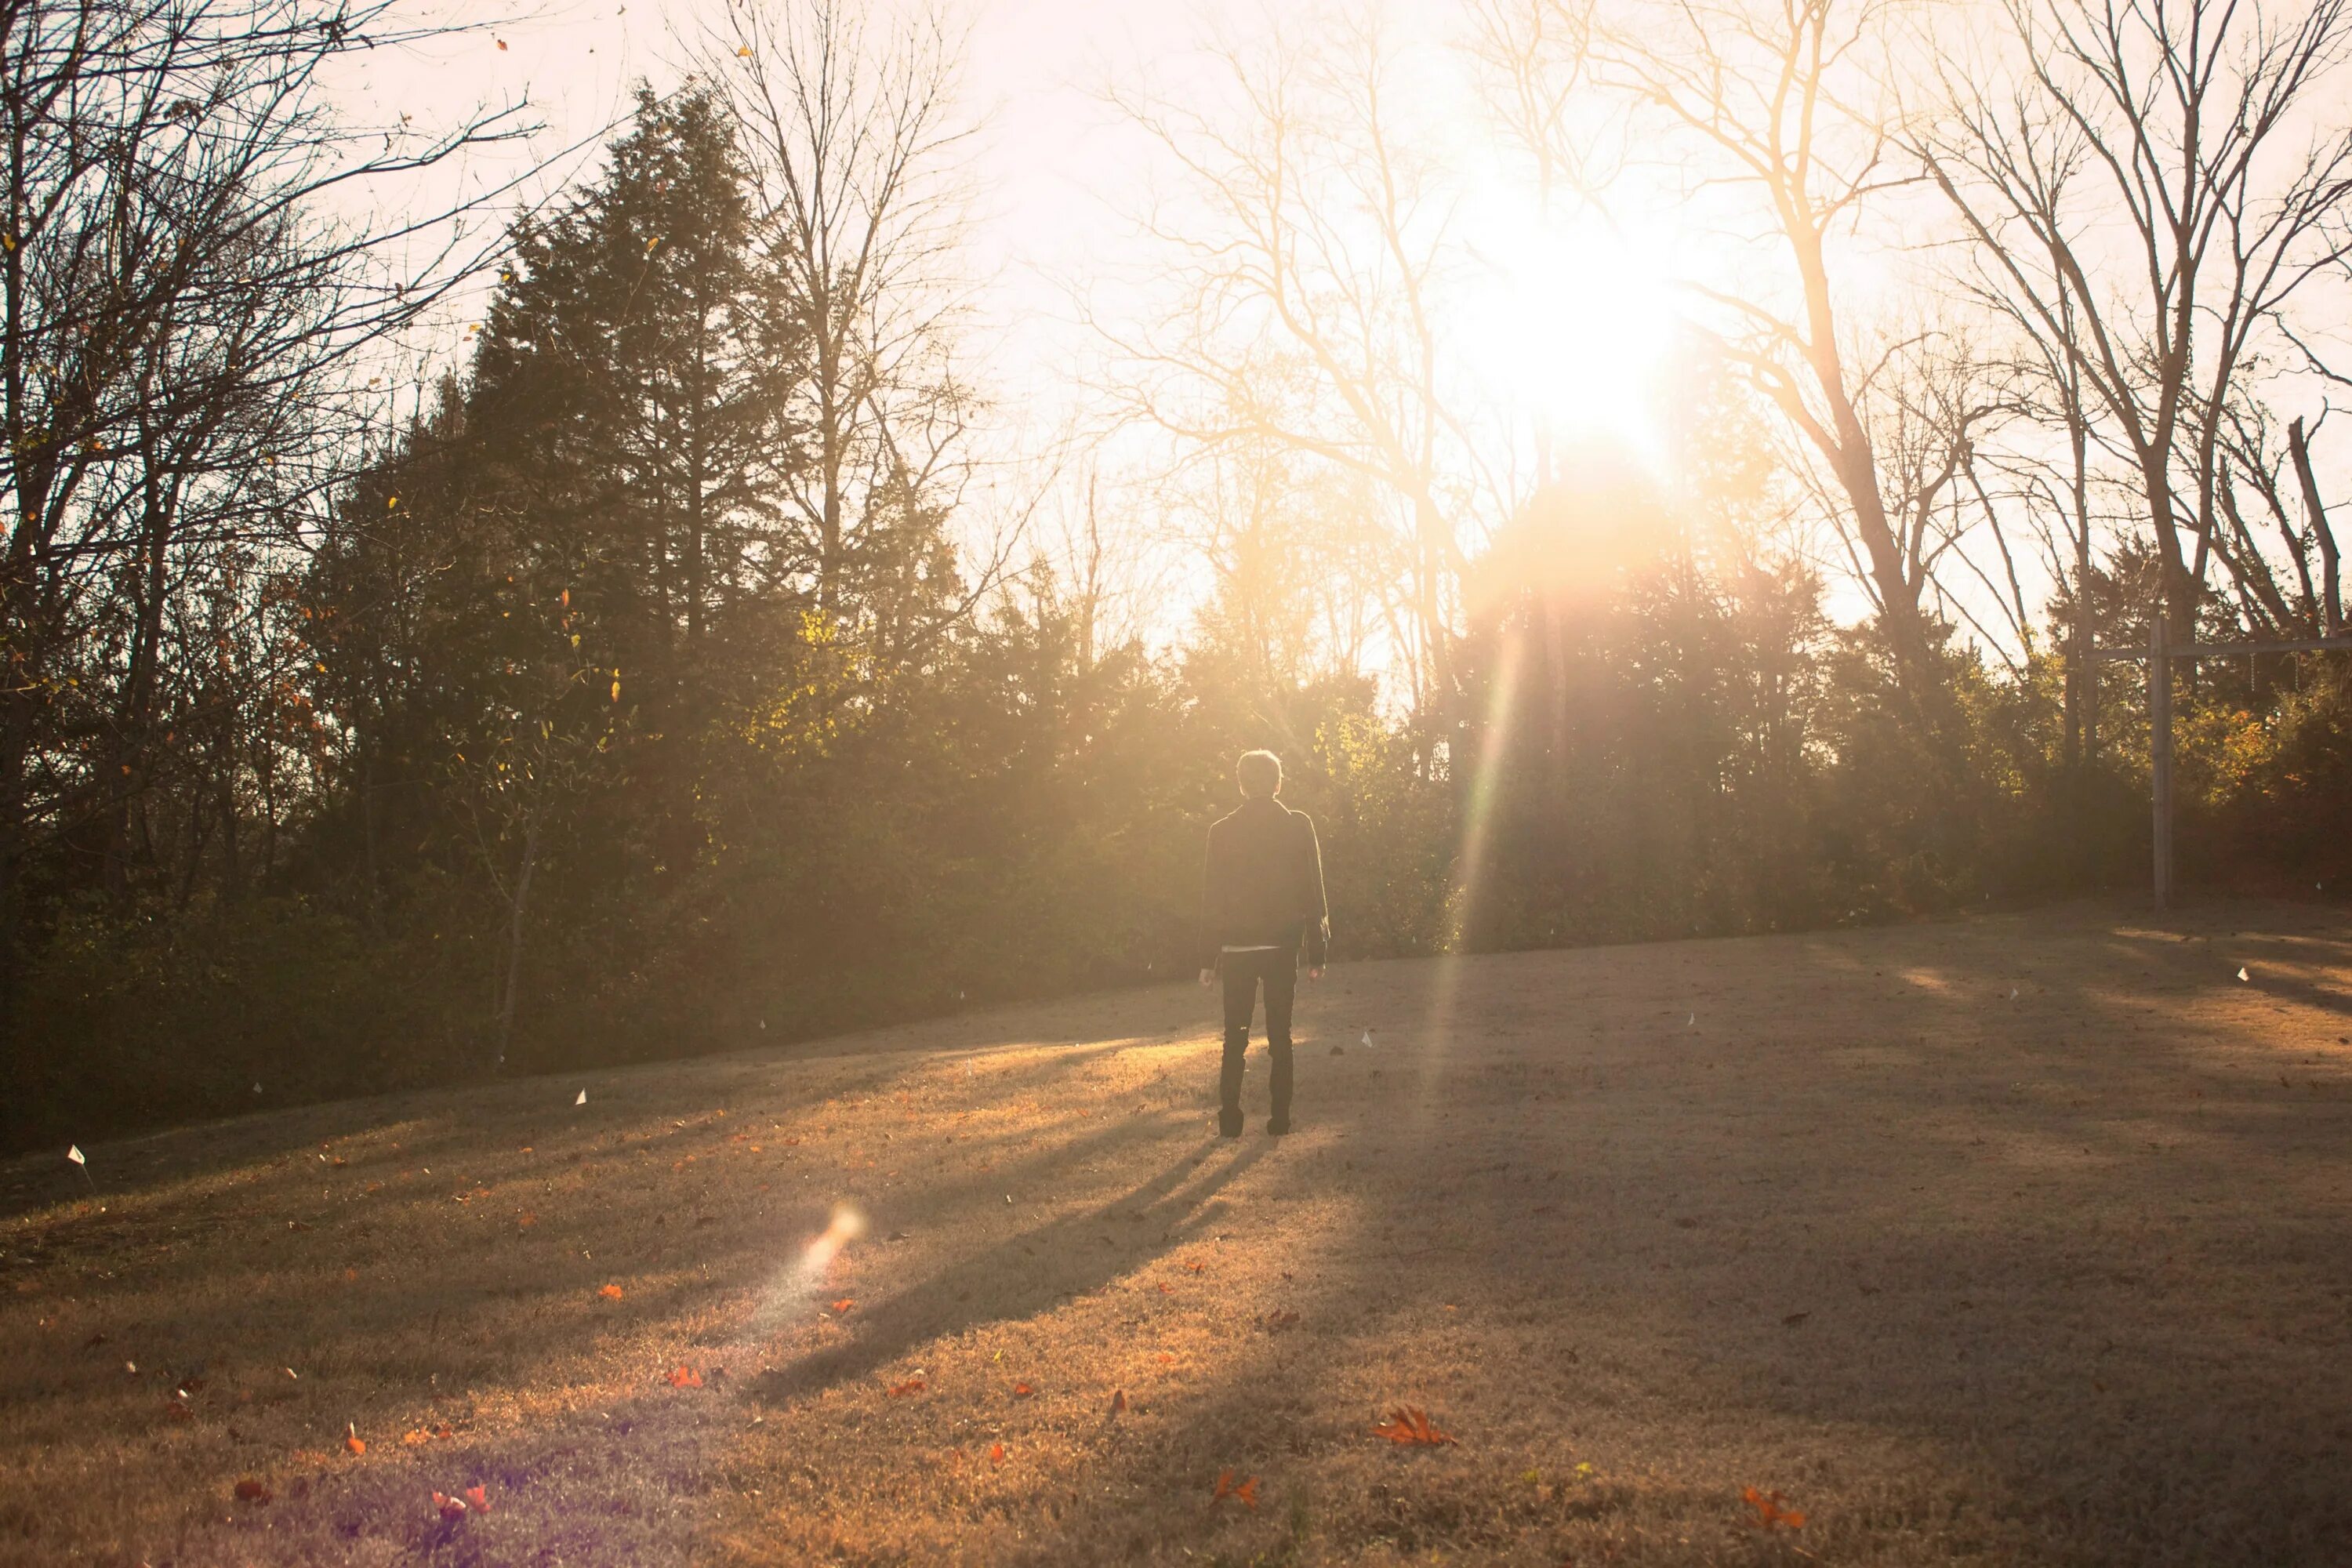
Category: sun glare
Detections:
[{"x1": 1457, "y1": 200, "x2": 1682, "y2": 463}]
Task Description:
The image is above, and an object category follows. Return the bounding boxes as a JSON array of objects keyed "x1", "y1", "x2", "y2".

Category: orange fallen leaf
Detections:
[
  {"x1": 342, "y1": 1268, "x2": 358, "y2": 1283},
  {"x1": 599, "y1": 1283, "x2": 624, "y2": 1300},
  {"x1": 1370, "y1": 1406, "x2": 1455, "y2": 1446},
  {"x1": 517, "y1": 1213, "x2": 537, "y2": 1229},
  {"x1": 1156, "y1": 1283, "x2": 1174, "y2": 1295},
  {"x1": 1212, "y1": 1469, "x2": 1260, "y2": 1509},
  {"x1": 667, "y1": 1365, "x2": 702, "y2": 1388},
  {"x1": 344, "y1": 1425, "x2": 366, "y2": 1456},
  {"x1": 1741, "y1": 1486, "x2": 1806, "y2": 1530},
  {"x1": 234, "y1": 1477, "x2": 271, "y2": 1503},
  {"x1": 830, "y1": 1298, "x2": 855, "y2": 1313},
  {"x1": 1184, "y1": 1259, "x2": 1205, "y2": 1273},
  {"x1": 989, "y1": 1441, "x2": 1006, "y2": 1464},
  {"x1": 887, "y1": 1377, "x2": 926, "y2": 1396},
  {"x1": 1012, "y1": 1381, "x2": 1035, "y2": 1397},
  {"x1": 432, "y1": 1490, "x2": 467, "y2": 1522},
  {"x1": 463, "y1": 1483, "x2": 492, "y2": 1514}
]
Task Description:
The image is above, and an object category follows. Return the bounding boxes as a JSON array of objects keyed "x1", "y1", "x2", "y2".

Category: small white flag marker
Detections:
[
  {"x1": 575, "y1": 1089, "x2": 588, "y2": 1106},
  {"x1": 1361, "y1": 1029, "x2": 1375, "y2": 1050},
  {"x1": 2236, "y1": 966, "x2": 2249, "y2": 982},
  {"x1": 67, "y1": 1145, "x2": 85, "y2": 1166},
  {"x1": 1687, "y1": 1012, "x2": 1696, "y2": 1029}
]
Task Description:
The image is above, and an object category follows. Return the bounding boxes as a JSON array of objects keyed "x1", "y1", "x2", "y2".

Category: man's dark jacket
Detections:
[{"x1": 1200, "y1": 797, "x2": 1330, "y2": 971}]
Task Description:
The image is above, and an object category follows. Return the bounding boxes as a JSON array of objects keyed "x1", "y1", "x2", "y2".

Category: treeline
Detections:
[{"x1": 3, "y1": 0, "x2": 2349, "y2": 1153}]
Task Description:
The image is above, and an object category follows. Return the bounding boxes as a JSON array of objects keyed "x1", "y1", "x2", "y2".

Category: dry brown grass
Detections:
[{"x1": 5, "y1": 898, "x2": 2350, "y2": 1566}]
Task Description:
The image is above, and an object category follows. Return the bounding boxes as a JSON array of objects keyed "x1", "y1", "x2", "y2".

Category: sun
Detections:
[{"x1": 1456, "y1": 195, "x2": 1684, "y2": 462}]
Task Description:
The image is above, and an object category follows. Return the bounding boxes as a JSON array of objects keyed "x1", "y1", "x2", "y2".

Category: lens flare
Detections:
[{"x1": 800, "y1": 1201, "x2": 866, "y2": 1285}]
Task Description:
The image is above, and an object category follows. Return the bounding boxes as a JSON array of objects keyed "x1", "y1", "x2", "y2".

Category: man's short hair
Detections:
[{"x1": 1236, "y1": 750, "x2": 1283, "y2": 798}]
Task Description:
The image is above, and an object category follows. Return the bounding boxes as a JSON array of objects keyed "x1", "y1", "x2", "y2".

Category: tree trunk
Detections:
[
  {"x1": 2288, "y1": 417, "x2": 2341, "y2": 636},
  {"x1": 495, "y1": 810, "x2": 543, "y2": 1071}
]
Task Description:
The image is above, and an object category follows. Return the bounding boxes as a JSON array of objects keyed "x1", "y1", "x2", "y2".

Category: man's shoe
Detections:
[
  {"x1": 1266, "y1": 1116, "x2": 1290, "y2": 1136},
  {"x1": 1218, "y1": 1115, "x2": 1243, "y2": 1139}
]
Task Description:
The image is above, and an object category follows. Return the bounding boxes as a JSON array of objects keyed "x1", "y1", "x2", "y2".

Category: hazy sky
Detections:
[{"x1": 329, "y1": 0, "x2": 1248, "y2": 408}]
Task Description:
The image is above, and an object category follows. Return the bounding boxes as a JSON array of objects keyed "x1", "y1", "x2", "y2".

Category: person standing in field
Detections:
[{"x1": 1199, "y1": 750, "x2": 1330, "y2": 1138}]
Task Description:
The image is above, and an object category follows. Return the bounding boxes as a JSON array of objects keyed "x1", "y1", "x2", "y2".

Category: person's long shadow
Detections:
[{"x1": 748, "y1": 1136, "x2": 1272, "y2": 1406}]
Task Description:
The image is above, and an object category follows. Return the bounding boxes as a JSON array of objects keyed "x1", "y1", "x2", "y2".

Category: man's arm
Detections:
[{"x1": 1300, "y1": 815, "x2": 1330, "y2": 971}]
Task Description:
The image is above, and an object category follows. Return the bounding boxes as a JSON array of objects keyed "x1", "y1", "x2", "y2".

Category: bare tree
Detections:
[
  {"x1": 1483, "y1": 0, "x2": 1973, "y2": 689},
  {"x1": 0, "y1": 0, "x2": 537, "y2": 1020},
  {"x1": 1094, "y1": 13, "x2": 1484, "y2": 721},
  {"x1": 1916, "y1": 0, "x2": 2352, "y2": 639},
  {"x1": 703, "y1": 0, "x2": 979, "y2": 629}
]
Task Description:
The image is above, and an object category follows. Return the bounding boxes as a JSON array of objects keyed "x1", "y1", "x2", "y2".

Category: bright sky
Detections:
[{"x1": 331, "y1": 0, "x2": 1247, "y2": 399}]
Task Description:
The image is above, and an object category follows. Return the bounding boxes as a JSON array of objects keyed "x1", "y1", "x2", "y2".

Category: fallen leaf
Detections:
[
  {"x1": 989, "y1": 1441, "x2": 1006, "y2": 1464},
  {"x1": 1370, "y1": 1406, "x2": 1456, "y2": 1446},
  {"x1": 234, "y1": 1477, "x2": 271, "y2": 1503},
  {"x1": 830, "y1": 1298, "x2": 855, "y2": 1313},
  {"x1": 1781, "y1": 1312, "x2": 1810, "y2": 1327},
  {"x1": 517, "y1": 1213, "x2": 537, "y2": 1229},
  {"x1": 344, "y1": 1425, "x2": 366, "y2": 1456},
  {"x1": 667, "y1": 1365, "x2": 702, "y2": 1388},
  {"x1": 887, "y1": 1377, "x2": 926, "y2": 1396},
  {"x1": 432, "y1": 1490, "x2": 468, "y2": 1523},
  {"x1": 1212, "y1": 1469, "x2": 1261, "y2": 1509},
  {"x1": 463, "y1": 1484, "x2": 492, "y2": 1514},
  {"x1": 599, "y1": 1283, "x2": 624, "y2": 1300},
  {"x1": 1110, "y1": 1388, "x2": 1127, "y2": 1414},
  {"x1": 1012, "y1": 1381, "x2": 1035, "y2": 1397},
  {"x1": 1742, "y1": 1486, "x2": 1807, "y2": 1530}
]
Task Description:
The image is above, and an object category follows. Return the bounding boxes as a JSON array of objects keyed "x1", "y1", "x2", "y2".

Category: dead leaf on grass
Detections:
[
  {"x1": 1781, "y1": 1312, "x2": 1810, "y2": 1327},
  {"x1": 1741, "y1": 1486, "x2": 1807, "y2": 1530},
  {"x1": 1371, "y1": 1406, "x2": 1455, "y2": 1446},
  {"x1": 1212, "y1": 1469, "x2": 1260, "y2": 1509},
  {"x1": 1012, "y1": 1381, "x2": 1035, "y2": 1397},
  {"x1": 989, "y1": 1442, "x2": 1006, "y2": 1464},
  {"x1": 234, "y1": 1477, "x2": 271, "y2": 1503},
  {"x1": 344, "y1": 1424, "x2": 366, "y2": 1455},
  {"x1": 464, "y1": 1483, "x2": 492, "y2": 1514},
  {"x1": 1110, "y1": 1388, "x2": 1126, "y2": 1414},
  {"x1": 667, "y1": 1365, "x2": 703, "y2": 1388},
  {"x1": 432, "y1": 1490, "x2": 468, "y2": 1523},
  {"x1": 599, "y1": 1283, "x2": 624, "y2": 1300},
  {"x1": 887, "y1": 1377, "x2": 926, "y2": 1396},
  {"x1": 830, "y1": 1298, "x2": 855, "y2": 1313}
]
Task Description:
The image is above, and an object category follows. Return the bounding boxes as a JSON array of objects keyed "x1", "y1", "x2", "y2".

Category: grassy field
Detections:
[{"x1": 3, "y1": 898, "x2": 2349, "y2": 1566}]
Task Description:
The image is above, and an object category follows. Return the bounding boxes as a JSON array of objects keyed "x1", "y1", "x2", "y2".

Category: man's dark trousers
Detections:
[{"x1": 1219, "y1": 948, "x2": 1295, "y2": 1135}]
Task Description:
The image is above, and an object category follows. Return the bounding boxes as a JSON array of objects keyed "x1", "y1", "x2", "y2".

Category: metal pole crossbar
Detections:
[{"x1": 2089, "y1": 630, "x2": 2352, "y2": 909}]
